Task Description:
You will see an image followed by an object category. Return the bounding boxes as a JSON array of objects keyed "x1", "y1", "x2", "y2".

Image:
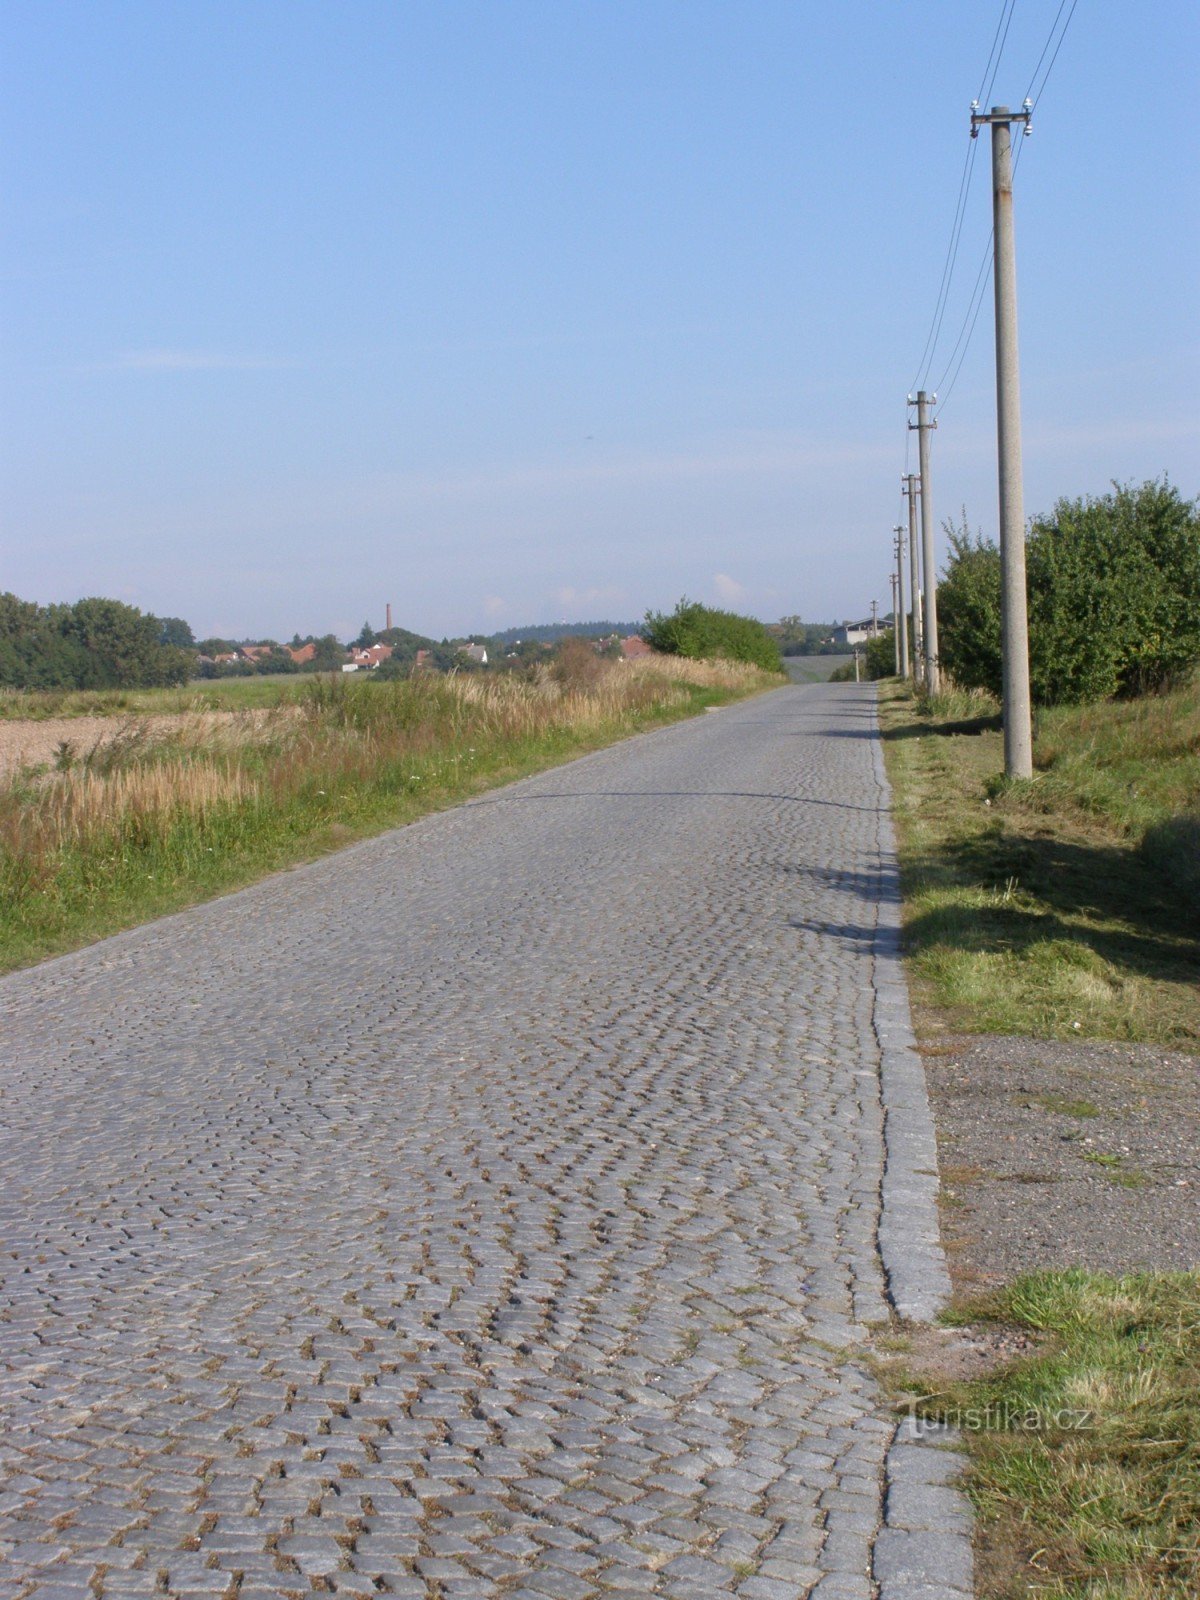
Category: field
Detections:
[
  {"x1": 878, "y1": 675, "x2": 1200, "y2": 1049},
  {"x1": 0, "y1": 672, "x2": 307, "y2": 721},
  {"x1": 783, "y1": 654, "x2": 854, "y2": 683},
  {"x1": 0, "y1": 657, "x2": 775, "y2": 973}
]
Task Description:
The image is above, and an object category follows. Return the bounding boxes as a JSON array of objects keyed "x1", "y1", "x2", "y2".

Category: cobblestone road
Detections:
[{"x1": 0, "y1": 685, "x2": 969, "y2": 1600}]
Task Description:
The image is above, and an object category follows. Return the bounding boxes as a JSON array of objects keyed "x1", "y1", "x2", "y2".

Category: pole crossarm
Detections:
[{"x1": 970, "y1": 99, "x2": 1033, "y2": 138}]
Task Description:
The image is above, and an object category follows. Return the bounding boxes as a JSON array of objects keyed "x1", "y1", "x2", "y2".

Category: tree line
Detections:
[{"x1": 0, "y1": 595, "x2": 194, "y2": 690}]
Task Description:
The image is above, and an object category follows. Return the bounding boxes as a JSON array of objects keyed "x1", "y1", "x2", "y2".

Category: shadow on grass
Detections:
[
  {"x1": 785, "y1": 822, "x2": 1198, "y2": 1009},
  {"x1": 880, "y1": 712, "x2": 1003, "y2": 741},
  {"x1": 907, "y1": 826, "x2": 1200, "y2": 986}
]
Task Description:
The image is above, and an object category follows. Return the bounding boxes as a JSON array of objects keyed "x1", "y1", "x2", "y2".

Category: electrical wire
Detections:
[
  {"x1": 906, "y1": 0, "x2": 1018, "y2": 397},
  {"x1": 1023, "y1": 0, "x2": 1079, "y2": 103},
  {"x1": 907, "y1": 137, "x2": 978, "y2": 395},
  {"x1": 902, "y1": 0, "x2": 1082, "y2": 464},
  {"x1": 977, "y1": 0, "x2": 1019, "y2": 109},
  {"x1": 932, "y1": 234, "x2": 994, "y2": 416}
]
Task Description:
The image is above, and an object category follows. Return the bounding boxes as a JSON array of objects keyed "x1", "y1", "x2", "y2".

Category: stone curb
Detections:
[{"x1": 865, "y1": 688, "x2": 975, "y2": 1600}]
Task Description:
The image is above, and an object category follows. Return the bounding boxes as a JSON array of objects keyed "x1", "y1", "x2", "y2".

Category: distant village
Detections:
[{"x1": 197, "y1": 624, "x2": 657, "y2": 678}]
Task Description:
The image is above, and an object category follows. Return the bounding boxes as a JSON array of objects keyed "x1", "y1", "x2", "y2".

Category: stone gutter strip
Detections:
[
  {"x1": 874, "y1": 1418, "x2": 976, "y2": 1599},
  {"x1": 868, "y1": 693, "x2": 952, "y2": 1322},
  {"x1": 869, "y1": 689, "x2": 974, "y2": 1599}
]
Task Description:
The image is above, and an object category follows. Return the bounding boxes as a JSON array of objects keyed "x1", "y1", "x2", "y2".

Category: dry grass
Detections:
[{"x1": 0, "y1": 656, "x2": 773, "y2": 970}]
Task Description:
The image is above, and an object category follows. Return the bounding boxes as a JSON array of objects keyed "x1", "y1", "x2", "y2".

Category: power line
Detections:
[
  {"x1": 908, "y1": 137, "x2": 978, "y2": 394},
  {"x1": 1024, "y1": 0, "x2": 1080, "y2": 103},
  {"x1": 906, "y1": 0, "x2": 1019, "y2": 396},
  {"x1": 933, "y1": 233, "x2": 994, "y2": 416},
  {"x1": 977, "y1": 0, "x2": 1019, "y2": 108},
  {"x1": 929, "y1": 1, "x2": 1083, "y2": 417}
]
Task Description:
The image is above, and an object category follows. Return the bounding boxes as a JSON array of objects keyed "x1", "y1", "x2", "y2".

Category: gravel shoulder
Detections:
[{"x1": 921, "y1": 1030, "x2": 1200, "y2": 1290}]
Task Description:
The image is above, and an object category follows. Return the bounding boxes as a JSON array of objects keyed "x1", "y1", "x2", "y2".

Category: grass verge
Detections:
[
  {"x1": 895, "y1": 1272, "x2": 1200, "y2": 1598},
  {"x1": 0, "y1": 657, "x2": 776, "y2": 972},
  {"x1": 877, "y1": 676, "x2": 1200, "y2": 1049}
]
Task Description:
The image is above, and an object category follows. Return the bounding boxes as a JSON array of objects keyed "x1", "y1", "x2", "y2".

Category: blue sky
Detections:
[{"x1": 2, "y1": 0, "x2": 1197, "y2": 642}]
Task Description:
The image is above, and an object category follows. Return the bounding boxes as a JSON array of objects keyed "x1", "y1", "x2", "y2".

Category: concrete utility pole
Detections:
[
  {"x1": 909, "y1": 393, "x2": 939, "y2": 694},
  {"x1": 890, "y1": 573, "x2": 901, "y2": 675},
  {"x1": 972, "y1": 100, "x2": 1034, "y2": 779},
  {"x1": 870, "y1": 600, "x2": 879, "y2": 638},
  {"x1": 903, "y1": 474, "x2": 922, "y2": 681},
  {"x1": 893, "y1": 525, "x2": 909, "y2": 678}
]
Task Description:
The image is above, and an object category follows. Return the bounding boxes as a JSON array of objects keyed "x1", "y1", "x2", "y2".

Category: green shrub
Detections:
[
  {"x1": 937, "y1": 521, "x2": 1003, "y2": 695},
  {"x1": 643, "y1": 599, "x2": 783, "y2": 672},
  {"x1": 938, "y1": 480, "x2": 1200, "y2": 706}
]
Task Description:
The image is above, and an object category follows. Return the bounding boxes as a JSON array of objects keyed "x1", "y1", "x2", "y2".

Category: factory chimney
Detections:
[{"x1": 386, "y1": 603, "x2": 392, "y2": 633}]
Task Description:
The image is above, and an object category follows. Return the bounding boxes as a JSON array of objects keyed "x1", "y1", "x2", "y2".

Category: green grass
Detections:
[
  {"x1": 0, "y1": 660, "x2": 771, "y2": 973},
  {"x1": 878, "y1": 675, "x2": 1200, "y2": 1048},
  {"x1": 903, "y1": 1272, "x2": 1200, "y2": 1598},
  {"x1": 1034, "y1": 1094, "x2": 1100, "y2": 1119},
  {"x1": 0, "y1": 673, "x2": 308, "y2": 719}
]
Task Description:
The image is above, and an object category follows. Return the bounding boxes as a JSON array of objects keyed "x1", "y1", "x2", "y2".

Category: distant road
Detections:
[
  {"x1": 0, "y1": 681, "x2": 969, "y2": 1599},
  {"x1": 784, "y1": 654, "x2": 854, "y2": 683}
]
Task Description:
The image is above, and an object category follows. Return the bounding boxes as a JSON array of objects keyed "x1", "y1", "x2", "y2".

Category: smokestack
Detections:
[{"x1": 386, "y1": 602, "x2": 392, "y2": 632}]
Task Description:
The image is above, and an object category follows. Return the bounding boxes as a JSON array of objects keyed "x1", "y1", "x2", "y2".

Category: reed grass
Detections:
[{"x1": 0, "y1": 657, "x2": 772, "y2": 970}]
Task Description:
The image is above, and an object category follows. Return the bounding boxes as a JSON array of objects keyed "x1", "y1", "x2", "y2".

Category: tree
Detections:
[
  {"x1": 936, "y1": 518, "x2": 1004, "y2": 695},
  {"x1": 353, "y1": 620, "x2": 376, "y2": 648},
  {"x1": 1030, "y1": 479, "x2": 1200, "y2": 699},
  {"x1": 156, "y1": 616, "x2": 196, "y2": 649},
  {"x1": 311, "y1": 634, "x2": 346, "y2": 671},
  {"x1": 0, "y1": 594, "x2": 192, "y2": 689},
  {"x1": 938, "y1": 481, "x2": 1200, "y2": 705},
  {"x1": 643, "y1": 599, "x2": 783, "y2": 672}
]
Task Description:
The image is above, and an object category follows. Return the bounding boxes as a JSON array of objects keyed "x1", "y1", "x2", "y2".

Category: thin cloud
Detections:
[
  {"x1": 114, "y1": 348, "x2": 293, "y2": 372},
  {"x1": 713, "y1": 573, "x2": 747, "y2": 603},
  {"x1": 354, "y1": 434, "x2": 898, "y2": 512}
]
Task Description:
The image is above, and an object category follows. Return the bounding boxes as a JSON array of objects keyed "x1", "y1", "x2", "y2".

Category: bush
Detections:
[
  {"x1": 937, "y1": 480, "x2": 1200, "y2": 706},
  {"x1": 551, "y1": 636, "x2": 605, "y2": 691},
  {"x1": 643, "y1": 599, "x2": 783, "y2": 673},
  {"x1": 863, "y1": 630, "x2": 897, "y2": 679},
  {"x1": 828, "y1": 632, "x2": 896, "y2": 682},
  {"x1": 937, "y1": 521, "x2": 1003, "y2": 695}
]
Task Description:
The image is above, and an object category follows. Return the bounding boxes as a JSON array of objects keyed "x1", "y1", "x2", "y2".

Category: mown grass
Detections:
[
  {"x1": 878, "y1": 675, "x2": 1200, "y2": 1048},
  {"x1": 900, "y1": 1272, "x2": 1200, "y2": 1599},
  {"x1": 0, "y1": 657, "x2": 774, "y2": 972}
]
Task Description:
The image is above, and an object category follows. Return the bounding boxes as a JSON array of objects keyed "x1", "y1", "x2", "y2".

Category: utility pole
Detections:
[
  {"x1": 870, "y1": 599, "x2": 879, "y2": 638},
  {"x1": 902, "y1": 474, "x2": 922, "y2": 681},
  {"x1": 972, "y1": 100, "x2": 1034, "y2": 779},
  {"x1": 890, "y1": 573, "x2": 901, "y2": 675},
  {"x1": 909, "y1": 392, "x2": 939, "y2": 694},
  {"x1": 893, "y1": 525, "x2": 909, "y2": 678}
]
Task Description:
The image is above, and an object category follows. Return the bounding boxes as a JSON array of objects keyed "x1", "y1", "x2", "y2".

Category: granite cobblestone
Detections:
[{"x1": 1, "y1": 685, "x2": 969, "y2": 1598}]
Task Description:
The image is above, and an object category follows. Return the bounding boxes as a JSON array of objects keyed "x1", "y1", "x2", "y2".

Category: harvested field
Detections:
[{"x1": 0, "y1": 710, "x2": 288, "y2": 775}]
